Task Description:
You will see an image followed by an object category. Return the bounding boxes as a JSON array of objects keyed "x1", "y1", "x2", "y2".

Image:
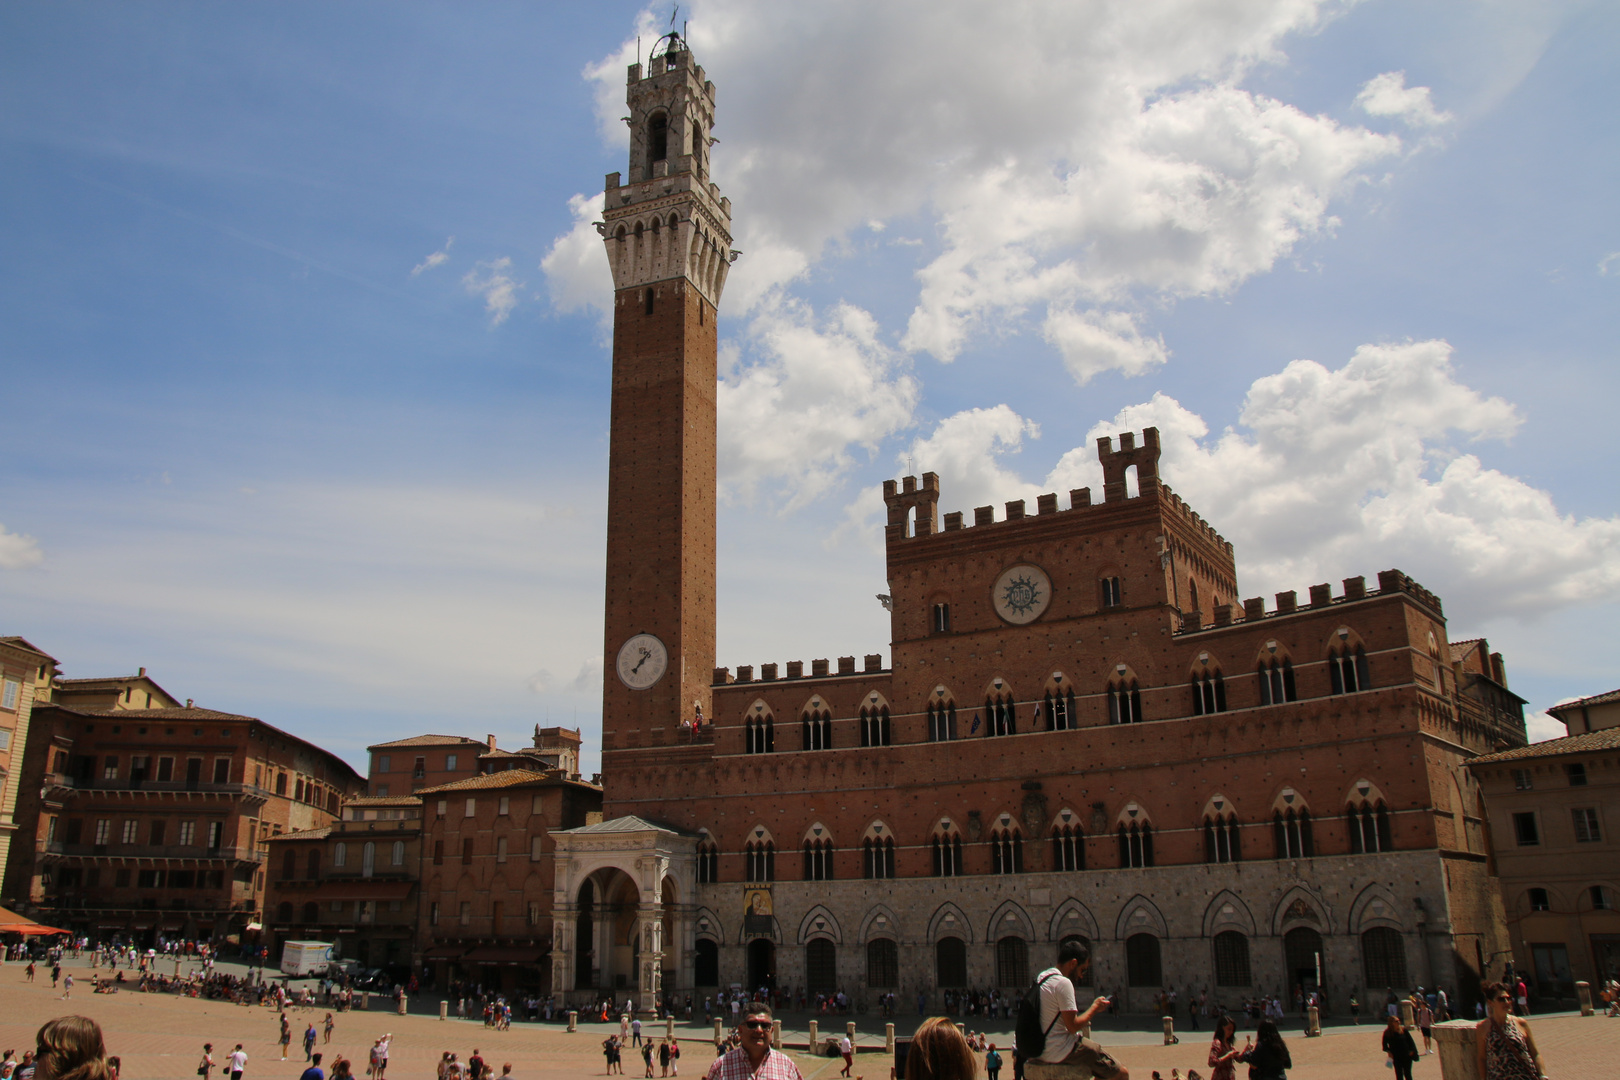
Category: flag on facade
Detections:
[
  {"x1": 1030, "y1": 702, "x2": 1041, "y2": 725},
  {"x1": 970, "y1": 713, "x2": 980, "y2": 734}
]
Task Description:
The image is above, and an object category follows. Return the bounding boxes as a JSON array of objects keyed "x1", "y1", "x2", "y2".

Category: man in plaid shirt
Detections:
[{"x1": 705, "y1": 1002, "x2": 802, "y2": 1080}]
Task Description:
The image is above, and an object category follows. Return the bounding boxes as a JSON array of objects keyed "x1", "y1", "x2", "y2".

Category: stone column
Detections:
[
  {"x1": 772, "y1": 1019, "x2": 782, "y2": 1049},
  {"x1": 809, "y1": 1020, "x2": 819, "y2": 1049},
  {"x1": 1576, "y1": 981, "x2": 1593, "y2": 1016},
  {"x1": 636, "y1": 904, "x2": 665, "y2": 1014},
  {"x1": 885, "y1": 1024, "x2": 895, "y2": 1052},
  {"x1": 569, "y1": 1011, "x2": 578, "y2": 1032},
  {"x1": 552, "y1": 905, "x2": 578, "y2": 996}
]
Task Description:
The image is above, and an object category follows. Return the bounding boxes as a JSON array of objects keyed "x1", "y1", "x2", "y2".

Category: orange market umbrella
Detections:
[{"x1": 0, "y1": 923, "x2": 68, "y2": 935}]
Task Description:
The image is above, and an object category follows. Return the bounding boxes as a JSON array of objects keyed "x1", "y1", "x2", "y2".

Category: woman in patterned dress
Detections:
[{"x1": 1475, "y1": 981, "x2": 1546, "y2": 1080}]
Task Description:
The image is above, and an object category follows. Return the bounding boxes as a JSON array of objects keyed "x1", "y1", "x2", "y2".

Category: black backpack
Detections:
[{"x1": 1014, "y1": 972, "x2": 1061, "y2": 1060}]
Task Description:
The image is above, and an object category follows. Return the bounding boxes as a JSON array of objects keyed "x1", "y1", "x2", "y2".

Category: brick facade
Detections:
[
  {"x1": 549, "y1": 35, "x2": 1520, "y2": 1016},
  {"x1": 1, "y1": 676, "x2": 364, "y2": 944}
]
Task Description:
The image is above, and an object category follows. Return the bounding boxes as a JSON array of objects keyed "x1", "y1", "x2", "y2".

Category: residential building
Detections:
[
  {"x1": 0, "y1": 638, "x2": 58, "y2": 880},
  {"x1": 418, "y1": 765, "x2": 600, "y2": 995},
  {"x1": 1468, "y1": 714, "x2": 1620, "y2": 1003},
  {"x1": 366, "y1": 735, "x2": 487, "y2": 796},
  {"x1": 1, "y1": 673, "x2": 365, "y2": 944},
  {"x1": 263, "y1": 794, "x2": 423, "y2": 971}
]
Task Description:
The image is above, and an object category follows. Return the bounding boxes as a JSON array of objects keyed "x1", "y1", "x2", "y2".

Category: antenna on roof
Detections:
[{"x1": 670, "y1": 4, "x2": 678, "y2": 27}]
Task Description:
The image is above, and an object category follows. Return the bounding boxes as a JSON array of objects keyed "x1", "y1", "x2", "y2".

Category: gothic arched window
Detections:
[
  {"x1": 860, "y1": 704, "x2": 891, "y2": 747},
  {"x1": 1108, "y1": 680, "x2": 1142, "y2": 724},
  {"x1": 1329, "y1": 643, "x2": 1371, "y2": 694},
  {"x1": 1204, "y1": 813, "x2": 1240, "y2": 863},
  {"x1": 1045, "y1": 686, "x2": 1076, "y2": 731},
  {"x1": 1273, "y1": 808, "x2": 1313, "y2": 859},
  {"x1": 1192, "y1": 670, "x2": 1227, "y2": 715},
  {"x1": 745, "y1": 840, "x2": 775, "y2": 882},
  {"x1": 1258, "y1": 658, "x2": 1297, "y2": 705},
  {"x1": 986, "y1": 692, "x2": 1016, "y2": 736},
  {"x1": 1051, "y1": 824, "x2": 1084, "y2": 871},
  {"x1": 802, "y1": 709, "x2": 832, "y2": 751},
  {"x1": 928, "y1": 700, "x2": 958, "y2": 742},
  {"x1": 863, "y1": 835, "x2": 895, "y2": 879},
  {"x1": 802, "y1": 837, "x2": 834, "y2": 881},
  {"x1": 932, "y1": 830, "x2": 963, "y2": 877},
  {"x1": 990, "y1": 828, "x2": 1023, "y2": 874},
  {"x1": 1118, "y1": 821, "x2": 1154, "y2": 868}
]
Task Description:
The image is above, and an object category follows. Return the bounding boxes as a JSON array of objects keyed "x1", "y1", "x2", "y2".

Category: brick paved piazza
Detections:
[{"x1": 0, "y1": 962, "x2": 1614, "y2": 1079}]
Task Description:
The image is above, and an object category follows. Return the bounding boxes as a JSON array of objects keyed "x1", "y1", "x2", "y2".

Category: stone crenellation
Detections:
[
  {"x1": 716, "y1": 653, "x2": 886, "y2": 686},
  {"x1": 884, "y1": 428, "x2": 1233, "y2": 557},
  {"x1": 1177, "y1": 568, "x2": 1444, "y2": 636}
]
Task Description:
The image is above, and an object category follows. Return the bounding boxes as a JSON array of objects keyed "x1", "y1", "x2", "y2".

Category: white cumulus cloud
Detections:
[
  {"x1": 411, "y1": 236, "x2": 454, "y2": 276},
  {"x1": 1043, "y1": 308, "x2": 1170, "y2": 384},
  {"x1": 462, "y1": 257, "x2": 521, "y2": 326},
  {"x1": 1355, "y1": 71, "x2": 1454, "y2": 128},
  {"x1": 1043, "y1": 340, "x2": 1620, "y2": 625},
  {"x1": 718, "y1": 300, "x2": 919, "y2": 510},
  {"x1": 0, "y1": 523, "x2": 44, "y2": 569},
  {"x1": 558, "y1": 1, "x2": 1401, "y2": 387},
  {"x1": 540, "y1": 194, "x2": 614, "y2": 314}
]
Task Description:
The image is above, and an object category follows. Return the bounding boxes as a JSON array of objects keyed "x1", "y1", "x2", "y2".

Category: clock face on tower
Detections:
[{"x1": 615, "y1": 633, "x2": 670, "y2": 690}]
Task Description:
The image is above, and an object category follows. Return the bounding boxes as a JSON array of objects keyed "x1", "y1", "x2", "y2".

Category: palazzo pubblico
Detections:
[{"x1": 546, "y1": 35, "x2": 1524, "y2": 1015}]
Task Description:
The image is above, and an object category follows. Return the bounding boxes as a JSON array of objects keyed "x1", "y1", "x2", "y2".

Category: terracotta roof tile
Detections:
[
  {"x1": 1468, "y1": 726, "x2": 1620, "y2": 764},
  {"x1": 267, "y1": 826, "x2": 333, "y2": 842},
  {"x1": 342, "y1": 795, "x2": 421, "y2": 807},
  {"x1": 366, "y1": 734, "x2": 488, "y2": 750},
  {"x1": 1547, "y1": 688, "x2": 1620, "y2": 713},
  {"x1": 416, "y1": 769, "x2": 581, "y2": 795}
]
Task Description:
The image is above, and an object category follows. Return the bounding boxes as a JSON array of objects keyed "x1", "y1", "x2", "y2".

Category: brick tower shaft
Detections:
[{"x1": 598, "y1": 36, "x2": 732, "y2": 754}]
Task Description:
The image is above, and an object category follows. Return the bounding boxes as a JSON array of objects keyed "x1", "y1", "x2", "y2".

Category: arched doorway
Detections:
[
  {"x1": 1284, "y1": 927, "x2": 1324, "y2": 1000},
  {"x1": 936, "y1": 938, "x2": 967, "y2": 988},
  {"x1": 694, "y1": 939, "x2": 720, "y2": 986},
  {"x1": 806, "y1": 939, "x2": 837, "y2": 993},
  {"x1": 746, "y1": 938, "x2": 775, "y2": 993},
  {"x1": 578, "y1": 867, "x2": 641, "y2": 991}
]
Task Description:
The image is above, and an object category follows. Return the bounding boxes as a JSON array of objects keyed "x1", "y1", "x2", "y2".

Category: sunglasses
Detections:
[{"x1": 743, "y1": 1021, "x2": 772, "y2": 1031}]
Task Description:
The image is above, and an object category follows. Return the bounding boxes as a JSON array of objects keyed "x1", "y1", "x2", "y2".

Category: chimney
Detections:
[
  {"x1": 487, "y1": 734, "x2": 497, "y2": 750},
  {"x1": 185, "y1": 699, "x2": 193, "y2": 708},
  {"x1": 138, "y1": 667, "x2": 146, "y2": 678}
]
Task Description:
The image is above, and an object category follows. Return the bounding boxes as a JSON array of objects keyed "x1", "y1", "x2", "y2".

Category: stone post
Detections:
[
  {"x1": 1576, "y1": 981, "x2": 1593, "y2": 1016},
  {"x1": 809, "y1": 1020, "x2": 819, "y2": 1049},
  {"x1": 772, "y1": 1019, "x2": 782, "y2": 1049},
  {"x1": 1399, "y1": 1000, "x2": 1415, "y2": 1029},
  {"x1": 1161, "y1": 1016, "x2": 1176, "y2": 1045},
  {"x1": 439, "y1": 1000, "x2": 448, "y2": 1020},
  {"x1": 398, "y1": 995, "x2": 408, "y2": 1016},
  {"x1": 569, "y1": 1011, "x2": 578, "y2": 1032},
  {"x1": 713, "y1": 1018, "x2": 722, "y2": 1041},
  {"x1": 360, "y1": 991, "x2": 370, "y2": 1010},
  {"x1": 886, "y1": 1023, "x2": 895, "y2": 1052},
  {"x1": 667, "y1": 1017, "x2": 675, "y2": 1039},
  {"x1": 1432, "y1": 1019, "x2": 1481, "y2": 1080},
  {"x1": 1081, "y1": 1021, "x2": 1091, "y2": 1040},
  {"x1": 848, "y1": 1021, "x2": 857, "y2": 1042},
  {"x1": 1306, "y1": 1005, "x2": 1320, "y2": 1036}
]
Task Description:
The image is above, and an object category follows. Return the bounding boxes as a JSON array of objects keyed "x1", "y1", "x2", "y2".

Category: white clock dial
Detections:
[
  {"x1": 992, "y1": 564, "x2": 1052, "y2": 625},
  {"x1": 616, "y1": 633, "x2": 669, "y2": 690}
]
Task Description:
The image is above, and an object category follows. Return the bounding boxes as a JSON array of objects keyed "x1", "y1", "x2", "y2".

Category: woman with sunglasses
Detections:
[{"x1": 1476, "y1": 982, "x2": 1546, "y2": 1080}]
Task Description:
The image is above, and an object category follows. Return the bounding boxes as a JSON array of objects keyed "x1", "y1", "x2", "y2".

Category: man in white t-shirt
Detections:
[
  {"x1": 227, "y1": 1044, "x2": 247, "y2": 1080},
  {"x1": 1028, "y1": 941, "x2": 1125, "y2": 1080}
]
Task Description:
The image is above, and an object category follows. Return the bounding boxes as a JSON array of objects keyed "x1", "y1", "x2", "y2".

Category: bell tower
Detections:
[{"x1": 598, "y1": 34, "x2": 732, "y2": 755}]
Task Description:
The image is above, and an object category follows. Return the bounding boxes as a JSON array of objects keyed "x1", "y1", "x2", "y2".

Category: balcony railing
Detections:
[
  {"x1": 43, "y1": 842, "x2": 258, "y2": 861},
  {"x1": 49, "y1": 777, "x2": 269, "y2": 797}
]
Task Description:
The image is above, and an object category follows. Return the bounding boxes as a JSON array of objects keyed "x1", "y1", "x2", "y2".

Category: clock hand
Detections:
[{"x1": 631, "y1": 648, "x2": 651, "y2": 673}]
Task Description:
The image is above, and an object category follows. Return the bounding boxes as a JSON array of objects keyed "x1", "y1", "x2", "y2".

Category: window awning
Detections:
[
  {"x1": 462, "y1": 946, "x2": 548, "y2": 964},
  {"x1": 310, "y1": 881, "x2": 414, "y2": 902},
  {"x1": 423, "y1": 945, "x2": 467, "y2": 960}
]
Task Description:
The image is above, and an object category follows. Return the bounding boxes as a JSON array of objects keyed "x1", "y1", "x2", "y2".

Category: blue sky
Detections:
[{"x1": 2, "y1": 1, "x2": 1615, "y2": 776}]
